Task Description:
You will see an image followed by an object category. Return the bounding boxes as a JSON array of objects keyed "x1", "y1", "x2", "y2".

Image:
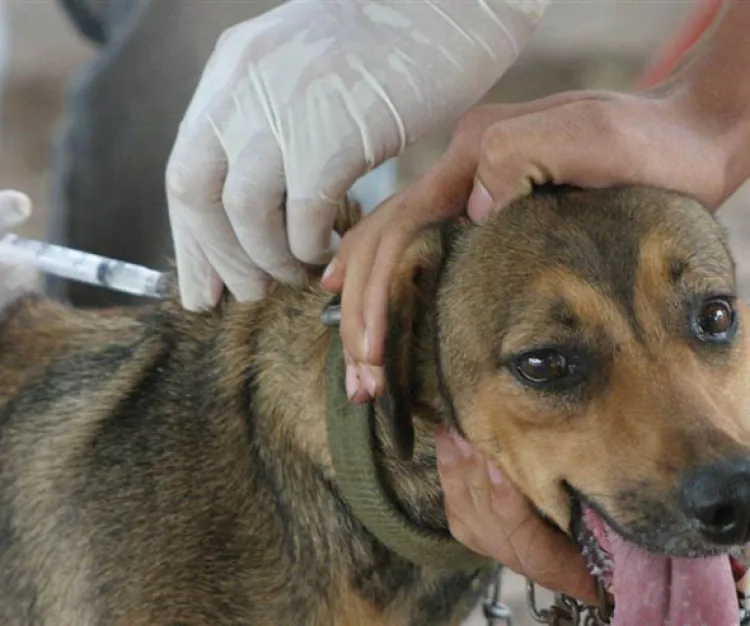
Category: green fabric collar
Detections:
[{"x1": 324, "y1": 332, "x2": 492, "y2": 572}]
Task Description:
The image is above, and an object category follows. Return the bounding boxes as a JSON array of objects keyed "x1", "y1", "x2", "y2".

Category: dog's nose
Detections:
[{"x1": 680, "y1": 460, "x2": 750, "y2": 545}]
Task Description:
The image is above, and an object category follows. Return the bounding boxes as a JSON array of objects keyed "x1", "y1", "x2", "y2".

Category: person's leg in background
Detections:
[
  {"x1": 0, "y1": 0, "x2": 9, "y2": 145},
  {"x1": 47, "y1": 0, "x2": 400, "y2": 308}
]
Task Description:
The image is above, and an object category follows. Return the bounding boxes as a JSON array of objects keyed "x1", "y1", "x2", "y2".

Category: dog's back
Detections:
[{"x1": 0, "y1": 289, "x2": 485, "y2": 626}]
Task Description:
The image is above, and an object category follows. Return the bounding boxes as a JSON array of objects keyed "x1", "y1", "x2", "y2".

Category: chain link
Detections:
[
  {"x1": 482, "y1": 566, "x2": 514, "y2": 625},
  {"x1": 740, "y1": 594, "x2": 750, "y2": 626},
  {"x1": 525, "y1": 579, "x2": 610, "y2": 626}
]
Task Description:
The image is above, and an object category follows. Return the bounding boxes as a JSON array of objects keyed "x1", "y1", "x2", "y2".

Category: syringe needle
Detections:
[{"x1": 0, "y1": 234, "x2": 167, "y2": 299}]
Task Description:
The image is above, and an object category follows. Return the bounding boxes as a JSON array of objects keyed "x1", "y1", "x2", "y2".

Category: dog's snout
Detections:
[{"x1": 680, "y1": 460, "x2": 750, "y2": 545}]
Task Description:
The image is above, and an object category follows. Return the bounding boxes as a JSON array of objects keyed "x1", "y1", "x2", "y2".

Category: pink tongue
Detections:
[
  {"x1": 585, "y1": 510, "x2": 739, "y2": 625},
  {"x1": 609, "y1": 540, "x2": 738, "y2": 626}
]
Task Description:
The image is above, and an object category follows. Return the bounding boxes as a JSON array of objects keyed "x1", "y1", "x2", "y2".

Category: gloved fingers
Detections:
[
  {"x1": 285, "y1": 195, "x2": 343, "y2": 267},
  {"x1": 171, "y1": 187, "x2": 271, "y2": 306},
  {"x1": 0, "y1": 189, "x2": 31, "y2": 232},
  {"x1": 222, "y1": 139, "x2": 306, "y2": 287},
  {"x1": 285, "y1": 157, "x2": 369, "y2": 267},
  {"x1": 169, "y1": 207, "x2": 224, "y2": 310},
  {"x1": 167, "y1": 117, "x2": 269, "y2": 309},
  {"x1": 0, "y1": 189, "x2": 38, "y2": 309}
]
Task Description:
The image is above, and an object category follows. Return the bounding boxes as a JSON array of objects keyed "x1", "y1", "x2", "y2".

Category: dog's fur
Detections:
[{"x1": 1, "y1": 186, "x2": 749, "y2": 625}]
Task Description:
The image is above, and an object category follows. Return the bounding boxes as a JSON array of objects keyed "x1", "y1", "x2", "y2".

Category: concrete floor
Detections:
[{"x1": 4, "y1": 2, "x2": 750, "y2": 625}]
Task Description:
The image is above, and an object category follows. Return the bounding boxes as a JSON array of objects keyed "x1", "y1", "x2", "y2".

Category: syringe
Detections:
[{"x1": 0, "y1": 234, "x2": 168, "y2": 299}]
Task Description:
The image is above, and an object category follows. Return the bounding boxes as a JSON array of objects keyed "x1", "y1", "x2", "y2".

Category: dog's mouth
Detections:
[{"x1": 571, "y1": 497, "x2": 749, "y2": 625}]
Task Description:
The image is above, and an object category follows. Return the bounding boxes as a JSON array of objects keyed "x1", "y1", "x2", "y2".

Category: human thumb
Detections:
[
  {"x1": 466, "y1": 114, "x2": 560, "y2": 222},
  {"x1": 0, "y1": 189, "x2": 38, "y2": 308},
  {"x1": 0, "y1": 189, "x2": 32, "y2": 232},
  {"x1": 285, "y1": 159, "x2": 372, "y2": 267}
]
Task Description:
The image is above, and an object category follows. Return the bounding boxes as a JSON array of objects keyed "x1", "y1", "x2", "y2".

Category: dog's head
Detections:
[{"x1": 381, "y1": 185, "x2": 750, "y2": 622}]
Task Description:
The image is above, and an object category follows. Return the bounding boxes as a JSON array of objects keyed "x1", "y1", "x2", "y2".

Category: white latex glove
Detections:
[
  {"x1": 166, "y1": 0, "x2": 550, "y2": 310},
  {"x1": 0, "y1": 190, "x2": 38, "y2": 309}
]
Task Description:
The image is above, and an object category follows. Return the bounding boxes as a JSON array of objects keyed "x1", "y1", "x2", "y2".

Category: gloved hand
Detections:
[
  {"x1": 0, "y1": 190, "x2": 38, "y2": 309},
  {"x1": 166, "y1": 0, "x2": 548, "y2": 310}
]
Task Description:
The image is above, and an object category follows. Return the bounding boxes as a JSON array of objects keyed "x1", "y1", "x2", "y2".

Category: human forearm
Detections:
[{"x1": 666, "y1": 0, "x2": 750, "y2": 194}]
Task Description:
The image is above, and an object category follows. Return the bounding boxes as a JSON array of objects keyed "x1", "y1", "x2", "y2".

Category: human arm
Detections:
[{"x1": 465, "y1": 0, "x2": 750, "y2": 220}]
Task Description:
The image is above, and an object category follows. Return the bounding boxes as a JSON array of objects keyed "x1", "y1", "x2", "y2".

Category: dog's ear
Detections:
[
  {"x1": 333, "y1": 197, "x2": 364, "y2": 237},
  {"x1": 378, "y1": 221, "x2": 463, "y2": 460}
]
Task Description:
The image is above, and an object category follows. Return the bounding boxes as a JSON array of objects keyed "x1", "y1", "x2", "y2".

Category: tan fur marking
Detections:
[{"x1": 501, "y1": 267, "x2": 634, "y2": 357}]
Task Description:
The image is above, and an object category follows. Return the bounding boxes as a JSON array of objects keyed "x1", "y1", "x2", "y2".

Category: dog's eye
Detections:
[
  {"x1": 517, "y1": 351, "x2": 567, "y2": 382},
  {"x1": 691, "y1": 296, "x2": 737, "y2": 344},
  {"x1": 510, "y1": 348, "x2": 586, "y2": 390}
]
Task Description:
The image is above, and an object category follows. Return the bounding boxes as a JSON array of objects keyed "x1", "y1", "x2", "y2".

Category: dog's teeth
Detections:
[{"x1": 579, "y1": 524, "x2": 613, "y2": 583}]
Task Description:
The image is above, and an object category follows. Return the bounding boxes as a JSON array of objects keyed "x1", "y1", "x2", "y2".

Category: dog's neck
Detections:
[
  {"x1": 371, "y1": 299, "x2": 453, "y2": 535},
  {"x1": 239, "y1": 282, "x2": 453, "y2": 538}
]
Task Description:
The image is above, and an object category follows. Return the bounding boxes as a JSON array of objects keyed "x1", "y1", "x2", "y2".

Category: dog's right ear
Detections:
[{"x1": 378, "y1": 221, "x2": 464, "y2": 460}]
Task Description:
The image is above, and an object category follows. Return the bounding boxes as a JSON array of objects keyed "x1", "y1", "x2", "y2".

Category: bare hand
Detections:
[{"x1": 435, "y1": 428, "x2": 598, "y2": 604}]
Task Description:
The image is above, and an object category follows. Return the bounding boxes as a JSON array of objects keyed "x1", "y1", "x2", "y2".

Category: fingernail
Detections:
[
  {"x1": 435, "y1": 430, "x2": 458, "y2": 466},
  {"x1": 448, "y1": 429, "x2": 473, "y2": 459},
  {"x1": 359, "y1": 364, "x2": 378, "y2": 397},
  {"x1": 487, "y1": 462, "x2": 505, "y2": 486},
  {"x1": 345, "y1": 363, "x2": 359, "y2": 399},
  {"x1": 322, "y1": 258, "x2": 338, "y2": 282},
  {"x1": 277, "y1": 263, "x2": 308, "y2": 289},
  {"x1": 467, "y1": 178, "x2": 494, "y2": 222}
]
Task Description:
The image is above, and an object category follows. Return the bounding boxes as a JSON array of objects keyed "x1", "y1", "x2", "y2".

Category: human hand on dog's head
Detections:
[
  {"x1": 321, "y1": 90, "x2": 739, "y2": 401},
  {"x1": 0, "y1": 189, "x2": 37, "y2": 309},
  {"x1": 434, "y1": 427, "x2": 599, "y2": 605}
]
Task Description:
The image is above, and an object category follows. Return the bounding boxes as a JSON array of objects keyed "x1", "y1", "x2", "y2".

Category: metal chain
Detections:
[
  {"x1": 482, "y1": 566, "x2": 514, "y2": 625},
  {"x1": 740, "y1": 592, "x2": 750, "y2": 626},
  {"x1": 481, "y1": 568, "x2": 610, "y2": 626},
  {"x1": 525, "y1": 578, "x2": 612, "y2": 626}
]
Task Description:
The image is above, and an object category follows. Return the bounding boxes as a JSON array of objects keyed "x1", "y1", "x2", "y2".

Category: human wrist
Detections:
[
  {"x1": 659, "y1": 85, "x2": 750, "y2": 204},
  {"x1": 647, "y1": 0, "x2": 750, "y2": 203}
]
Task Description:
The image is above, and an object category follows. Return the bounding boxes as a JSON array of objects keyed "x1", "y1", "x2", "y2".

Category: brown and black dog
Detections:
[{"x1": 0, "y1": 185, "x2": 749, "y2": 625}]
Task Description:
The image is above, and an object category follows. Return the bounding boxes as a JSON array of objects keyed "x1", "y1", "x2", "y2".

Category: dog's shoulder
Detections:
[{"x1": 0, "y1": 292, "x2": 199, "y2": 408}]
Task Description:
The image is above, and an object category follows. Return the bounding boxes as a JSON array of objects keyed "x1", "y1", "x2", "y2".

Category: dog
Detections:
[{"x1": 0, "y1": 185, "x2": 748, "y2": 626}]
